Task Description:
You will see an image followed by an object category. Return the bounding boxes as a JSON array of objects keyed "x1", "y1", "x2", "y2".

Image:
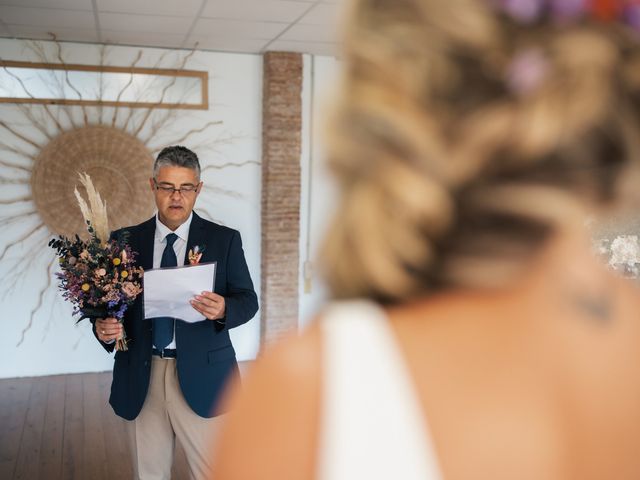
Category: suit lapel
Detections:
[
  {"x1": 184, "y1": 211, "x2": 206, "y2": 265},
  {"x1": 137, "y1": 216, "x2": 156, "y2": 271}
]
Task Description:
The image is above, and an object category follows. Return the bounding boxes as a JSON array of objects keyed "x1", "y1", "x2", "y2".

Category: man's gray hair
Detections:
[{"x1": 153, "y1": 145, "x2": 201, "y2": 180}]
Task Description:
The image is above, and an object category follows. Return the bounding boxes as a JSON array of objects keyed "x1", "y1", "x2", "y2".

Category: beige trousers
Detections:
[{"x1": 125, "y1": 356, "x2": 224, "y2": 480}]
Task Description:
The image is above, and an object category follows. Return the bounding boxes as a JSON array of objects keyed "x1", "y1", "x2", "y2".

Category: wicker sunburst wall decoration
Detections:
[{"x1": 31, "y1": 126, "x2": 155, "y2": 238}]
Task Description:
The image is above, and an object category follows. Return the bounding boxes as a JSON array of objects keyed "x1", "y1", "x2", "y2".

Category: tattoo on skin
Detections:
[{"x1": 571, "y1": 291, "x2": 611, "y2": 323}]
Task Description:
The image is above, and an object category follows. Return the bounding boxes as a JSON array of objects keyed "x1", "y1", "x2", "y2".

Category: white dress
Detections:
[{"x1": 317, "y1": 300, "x2": 443, "y2": 480}]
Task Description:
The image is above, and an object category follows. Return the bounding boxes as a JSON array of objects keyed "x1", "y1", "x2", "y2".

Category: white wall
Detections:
[
  {"x1": 0, "y1": 38, "x2": 262, "y2": 378},
  {"x1": 299, "y1": 54, "x2": 340, "y2": 328}
]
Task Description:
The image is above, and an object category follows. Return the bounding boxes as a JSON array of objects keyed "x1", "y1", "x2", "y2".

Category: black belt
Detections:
[{"x1": 152, "y1": 348, "x2": 177, "y2": 358}]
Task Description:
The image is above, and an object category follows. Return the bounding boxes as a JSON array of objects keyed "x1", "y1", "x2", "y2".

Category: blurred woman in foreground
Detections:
[{"x1": 214, "y1": 1, "x2": 640, "y2": 478}]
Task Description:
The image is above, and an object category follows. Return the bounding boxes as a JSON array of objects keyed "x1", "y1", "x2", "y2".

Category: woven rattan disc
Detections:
[{"x1": 31, "y1": 126, "x2": 155, "y2": 238}]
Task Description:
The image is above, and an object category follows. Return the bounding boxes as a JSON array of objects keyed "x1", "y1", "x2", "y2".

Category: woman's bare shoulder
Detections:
[{"x1": 213, "y1": 321, "x2": 323, "y2": 480}]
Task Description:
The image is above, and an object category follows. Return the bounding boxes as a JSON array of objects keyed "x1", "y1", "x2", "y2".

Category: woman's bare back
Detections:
[{"x1": 213, "y1": 234, "x2": 640, "y2": 479}]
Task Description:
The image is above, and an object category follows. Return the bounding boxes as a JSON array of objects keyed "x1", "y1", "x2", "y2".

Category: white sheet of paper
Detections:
[{"x1": 143, "y1": 262, "x2": 216, "y2": 323}]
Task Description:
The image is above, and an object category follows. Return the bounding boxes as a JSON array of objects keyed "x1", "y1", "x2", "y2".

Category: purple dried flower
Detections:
[
  {"x1": 115, "y1": 303, "x2": 128, "y2": 319},
  {"x1": 623, "y1": 4, "x2": 640, "y2": 31}
]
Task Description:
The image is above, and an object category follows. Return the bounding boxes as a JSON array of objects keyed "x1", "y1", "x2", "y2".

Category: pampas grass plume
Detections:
[{"x1": 74, "y1": 173, "x2": 110, "y2": 246}]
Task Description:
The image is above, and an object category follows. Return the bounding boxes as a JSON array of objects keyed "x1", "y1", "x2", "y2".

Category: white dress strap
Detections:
[{"x1": 317, "y1": 300, "x2": 442, "y2": 480}]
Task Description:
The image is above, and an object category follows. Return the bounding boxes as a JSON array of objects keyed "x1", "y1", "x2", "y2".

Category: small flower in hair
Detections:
[
  {"x1": 500, "y1": 0, "x2": 545, "y2": 23},
  {"x1": 623, "y1": 3, "x2": 640, "y2": 30},
  {"x1": 591, "y1": 0, "x2": 620, "y2": 22},
  {"x1": 506, "y1": 48, "x2": 550, "y2": 95},
  {"x1": 551, "y1": 0, "x2": 588, "y2": 22},
  {"x1": 188, "y1": 245, "x2": 205, "y2": 265}
]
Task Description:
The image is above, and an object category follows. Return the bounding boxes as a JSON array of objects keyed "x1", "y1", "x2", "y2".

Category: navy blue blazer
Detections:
[{"x1": 94, "y1": 212, "x2": 258, "y2": 420}]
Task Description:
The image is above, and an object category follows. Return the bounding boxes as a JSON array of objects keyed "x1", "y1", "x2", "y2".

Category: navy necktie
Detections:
[{"x1": 152, "y1": 233, "x2": 178, "y2": 350}]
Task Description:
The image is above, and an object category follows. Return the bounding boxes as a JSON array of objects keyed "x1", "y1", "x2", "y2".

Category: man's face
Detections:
[{"x1": 150, "y1": 166, "x2": 202, "y2": 230}]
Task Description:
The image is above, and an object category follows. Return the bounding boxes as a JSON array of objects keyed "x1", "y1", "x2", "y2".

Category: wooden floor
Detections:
[{"x1": 0, "y1": 372, "x2": 193, "y2": 479}]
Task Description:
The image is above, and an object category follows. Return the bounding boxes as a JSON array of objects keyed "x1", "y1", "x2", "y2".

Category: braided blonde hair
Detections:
[{"x1": 322, "y1": 0, "x2": 640, "y2": 303}]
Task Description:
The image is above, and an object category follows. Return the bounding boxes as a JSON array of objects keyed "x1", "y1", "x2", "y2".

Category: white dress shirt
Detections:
[{"x1": 151, "y1": 212, "x2": 193, "y2": 350}]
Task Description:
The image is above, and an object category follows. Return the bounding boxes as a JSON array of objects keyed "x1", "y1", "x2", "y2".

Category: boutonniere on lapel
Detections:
[{"x1": 188, "y1": 245, "x2": 205, "y2": 265}]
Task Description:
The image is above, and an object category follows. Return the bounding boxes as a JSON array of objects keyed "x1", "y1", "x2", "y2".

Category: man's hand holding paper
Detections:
[
  {"x1": 144, "y1": 262, "x2": 217, "y2": 323},
  {"x1": 190, "y1": 290, "x2": 225, "y2": 320}
]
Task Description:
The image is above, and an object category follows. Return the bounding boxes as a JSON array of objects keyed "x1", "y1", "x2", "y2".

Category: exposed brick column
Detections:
[{"x1": 260, "y1": 52, "x2": 302, "y2": 346}]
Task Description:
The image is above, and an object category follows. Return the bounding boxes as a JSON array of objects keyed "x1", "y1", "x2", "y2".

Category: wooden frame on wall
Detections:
[{"x1": 0, "y1": 60, "x2": 209, "y2": 110}]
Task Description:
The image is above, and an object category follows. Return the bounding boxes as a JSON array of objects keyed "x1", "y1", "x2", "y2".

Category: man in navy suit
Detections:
[{"x1": 94, "y1": 145, "x2": 258, "y2": 479}]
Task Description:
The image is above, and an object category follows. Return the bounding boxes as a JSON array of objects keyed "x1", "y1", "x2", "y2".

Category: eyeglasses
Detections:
[{"x1": 153, "y1": 179, "x2": 199, "y2": 196}]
